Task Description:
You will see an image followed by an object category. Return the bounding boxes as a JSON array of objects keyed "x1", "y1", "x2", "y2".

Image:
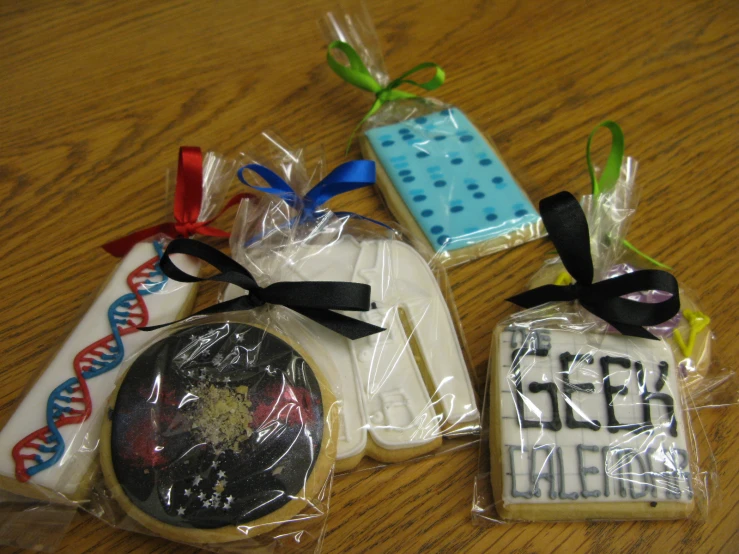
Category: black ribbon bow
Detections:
[
  {"x1": 142, "y1": 238, "x2": 385, "y2": 340},
  {"x1": 507, "y1": 191, "x2": 679, "y2": 340}
]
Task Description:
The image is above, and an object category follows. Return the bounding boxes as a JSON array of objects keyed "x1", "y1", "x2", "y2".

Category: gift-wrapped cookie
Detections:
[
  {"x1": 477, "y1": 186, "x2": 714, "y2": 522},
  {"x1": 490, "y1": 323, "x2": 694, "y2": 520},
  {"x1": 0, "y1": 147, "x2": 244, "y2": 502},
  {"x1": 100, "y1": 319, "x2": 337, "y2": 543},
  {"x1": 323, "y1": 5, "x2": 543, "y2": 267},
  {"x1": 90, "y1": 238, "x2": 383, "y2": 549},
  {"x1": 227, "y1": 137, "x2": 480, "y2": 472}
]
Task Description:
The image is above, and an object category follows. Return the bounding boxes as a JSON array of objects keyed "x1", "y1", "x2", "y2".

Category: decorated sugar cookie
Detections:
[
  {"x1": 362, "y1": 106, "x2": 542, "y2": 264},
  {"x1": 227, "y1": 236, "x2": 479, "y2": 471},
  {"x1": 0, "y1": 241, "x2": 199, "y2": 499},
  {"x1": 0, "y1": 147, "x2": 245, "y2": 500},
  {"x1": 232, "y1": 156, "x2": 480, "y2": 472},
  {"x1": 483, "y1": 186, "x2": 705, "y2": 521},
  {"x1": 489, "y1": 325, "x2": 694, "y2": 520},
  {"x1": 324, "y1": 9, "x2": 543, "y2": 266},
  {"x1": 100, "y1": 321, "x2": 337, "y2": 543}
]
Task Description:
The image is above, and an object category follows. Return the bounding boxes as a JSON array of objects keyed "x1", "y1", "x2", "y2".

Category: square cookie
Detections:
[{"x1": 489, "y1": 326, "x2": 694, "y2": 520}]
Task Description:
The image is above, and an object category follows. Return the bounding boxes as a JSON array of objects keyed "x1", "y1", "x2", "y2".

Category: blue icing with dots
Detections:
[{"x1": 366, "y1": 107, "x2": 540, "y2": 252}]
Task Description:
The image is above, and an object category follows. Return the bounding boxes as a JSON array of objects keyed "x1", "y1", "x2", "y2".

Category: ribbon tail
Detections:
[
  {"x1": 140, "y1": 296, "x2": 259, "y2": 332},
  {"x1": 102, "y1": 223, "x2": 176, "y2": 257},
  {"x1": 621, "y1": 238, "x2": 673, "y2": 270},
  {"x1": 291, "y1": 307, "x2": 385, "y2": 340},
  {"x1": 333, "y1": 211, "x2": 394, "y2": 231},
  {"x1": 507, "y1": 285, "x2": 576, "y2": 308},
  {"x1": 346, "y1": 99, "x2": 383, "y2": 155}
]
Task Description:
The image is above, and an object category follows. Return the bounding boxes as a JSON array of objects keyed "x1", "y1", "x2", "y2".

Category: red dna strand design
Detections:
[{"x1": 12, "y1": 243, "x2": 167, "y2": 482}]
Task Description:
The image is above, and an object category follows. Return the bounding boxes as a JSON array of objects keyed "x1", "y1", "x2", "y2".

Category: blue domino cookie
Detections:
[{"x1": 366, "y1": 108, "x2": 540, "y2": 252}]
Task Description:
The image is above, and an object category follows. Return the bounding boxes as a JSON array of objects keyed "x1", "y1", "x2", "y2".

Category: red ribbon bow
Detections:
[{"x1": 103, "y1": 147, "x2": 252, "y2": 257}]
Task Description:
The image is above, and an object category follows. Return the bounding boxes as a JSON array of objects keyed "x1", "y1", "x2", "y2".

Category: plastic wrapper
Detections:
[
  {"x1": 322, "y1": 2, "x2": 544, "y2": 267},
  {"x1": 472, "y1": 134, "x2": 719, "y2": 523},
  {"x1": 226, "y1": 133, "x2": 481, "y2": 473},
  {"x1": 526, "y1": 143, "x2": 734, "y2": 408},
  {"x1": 87, "y1": 310, "x2": 340, "y2": 552},
  {"x1": 0, "y1": 148, "x2": 237, "y2": 551}
]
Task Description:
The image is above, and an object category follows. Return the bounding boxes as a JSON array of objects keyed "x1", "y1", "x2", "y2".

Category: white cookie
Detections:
[
  {"x1": 226, "y1": 236, "x2": 479, "y2": 470},
  {"x1": 0, "y1": 241, "x2": 199, "y2": 500}
]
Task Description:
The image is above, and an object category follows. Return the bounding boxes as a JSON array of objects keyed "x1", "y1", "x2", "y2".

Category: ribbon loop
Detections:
[
  {"x1": 103, "y1": 147, "x2": 253, "y2": 257},
  {"x1": 587, "y1": 121, "x2": 625, "y2": 197},
  {"x1": 585, "y1": 121, "x2": 672, "y2": 270},
  {"x1": 327, "y1": 41, "x2": 444, "y2": 150},
  {"x1": 142, "y1": 238, "x2": 385, "y2": 340},
  {"x1": 540, "y1": 192, "x2": 594, "y2": 286},
  {"x1": 507, "y1": 191, "x2": 679, "y2": 340}
]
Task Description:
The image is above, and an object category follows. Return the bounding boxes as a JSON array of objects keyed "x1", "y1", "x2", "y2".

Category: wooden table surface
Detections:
[{"x1": 1, "y1": 0, "x2": 737, "y2": 552}]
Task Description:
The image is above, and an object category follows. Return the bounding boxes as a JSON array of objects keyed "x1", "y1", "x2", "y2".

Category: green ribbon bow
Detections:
[
  {"x1": 586, "y1": 121, "x2": 671, "y2": 269},
  {"x1": 327, "y1": 40, "x2": 445, "y2": 151}
]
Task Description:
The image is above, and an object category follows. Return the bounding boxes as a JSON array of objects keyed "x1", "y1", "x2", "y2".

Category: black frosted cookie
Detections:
[{"x1": 100, "y1": 321, "x2": 336, "y2": 543}]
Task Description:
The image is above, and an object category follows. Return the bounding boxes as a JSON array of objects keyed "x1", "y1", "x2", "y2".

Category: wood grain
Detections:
[{"x1": 1, "y1": 0, "x2": 737, "y2": 552}]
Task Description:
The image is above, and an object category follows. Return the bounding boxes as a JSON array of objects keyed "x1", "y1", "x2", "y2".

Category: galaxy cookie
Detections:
[
  {"x1": 361, "y1": 107, "x2": 543, "y2": 266},
  {"x1": 489, "y1": 325, "x2": 695, "y2": 521},
  {"x1": 100, "y1": 321, "x2": 336, "y2": 543}
]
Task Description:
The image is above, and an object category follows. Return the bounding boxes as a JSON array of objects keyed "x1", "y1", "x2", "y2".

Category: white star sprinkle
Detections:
[
  {"x1": 226, "y1": 495, "x2": 234, "y2": 503},
  {"x1": 211, "y1": 460, "x2": 220, "y2": 469},
  {"x1": 224, "y1": 376, "x2": 230, "y2": 383},
  {"x1": 193, "y1": 476, "x2": 202, "y2": 486},
  {"x1": 223, "y1": 504, "x2": 231, "y2": 511},
  {"x1": 177, "y1": 507, "x2": 185, "y2": 516},
  {"x1": 198, "y1": 375, "x2": 205, "y2": 380},
  {"x1": 198, "y1": 492, "x2": 206, "y2": 500},
  {"x1": 184, "y1": 489, "x2": 191, "y2": 497},
  {"x1": 187, "y1": 370, "x2": 194, "y2": 377},
  {"x1": 213, "y1": 492, "x2": 221, "y2": 499},
  {"x1": 213, "y1": 354, "x2": 224, "y2": 364},
  {"x1": 235, "y1": 334, "x2": 243, "y2": 342},
  {"x1": 189, "y1": 335, "x2": 197, "y2": 341},
  {"x1": 217, "y1": 470, "x2": 226, "y2": 479},
  {"x1": 219, "y1": 479, "x2": 228, "y2": 488},
  {"x1": 203, "y1": 500, "x2": 211, "y2": 508}
]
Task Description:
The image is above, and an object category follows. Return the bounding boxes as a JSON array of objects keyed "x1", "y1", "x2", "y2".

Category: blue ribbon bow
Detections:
[
  {"x1": 237, "y1": 160, "x2": 391, "y2": 229},
  {"x1": 238, "y1": 160, "x2": 370, "y2": 219}
]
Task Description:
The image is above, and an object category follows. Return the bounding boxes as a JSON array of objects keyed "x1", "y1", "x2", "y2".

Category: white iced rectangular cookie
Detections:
[
  {"x1": 226, "y1": 237, "x2": 479, "y2": 469},
  {"x1": 0, "y1": 241, "x2": 199, "y2": 498},
  {"x1": 490, "y1": 326, "x2": 694, "y2": 520}
]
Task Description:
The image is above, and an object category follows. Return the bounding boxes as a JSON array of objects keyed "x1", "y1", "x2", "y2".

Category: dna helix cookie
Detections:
[
  {"x1": 226, "y1": 236, "x2": 480, "y2": 471},
  {"x1": 0, "y1": 241, "x2": 199, "y2": 499}
]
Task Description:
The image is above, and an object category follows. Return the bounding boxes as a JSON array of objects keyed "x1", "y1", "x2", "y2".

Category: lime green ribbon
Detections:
[
  {"x1": 586, "y1": 121, "x2": 672, "y2": 270},
  {"x1": 586, "y1": 120, "x2": 625, "y2": 197},
  {"x1": 327, "y1": 41, "x2": 445, "y2": 151}
]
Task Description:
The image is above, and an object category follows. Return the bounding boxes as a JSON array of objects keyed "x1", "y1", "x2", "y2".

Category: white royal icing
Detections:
[
  {"x1": 495, "y1": 326, "x2": 693, "y2": 507},
  {"x1": 0, "y1": 242, "x2": 199, "y2": 496},
  {"x1": 225, "y1": 237, "x2": 479, "y2": 460}
]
